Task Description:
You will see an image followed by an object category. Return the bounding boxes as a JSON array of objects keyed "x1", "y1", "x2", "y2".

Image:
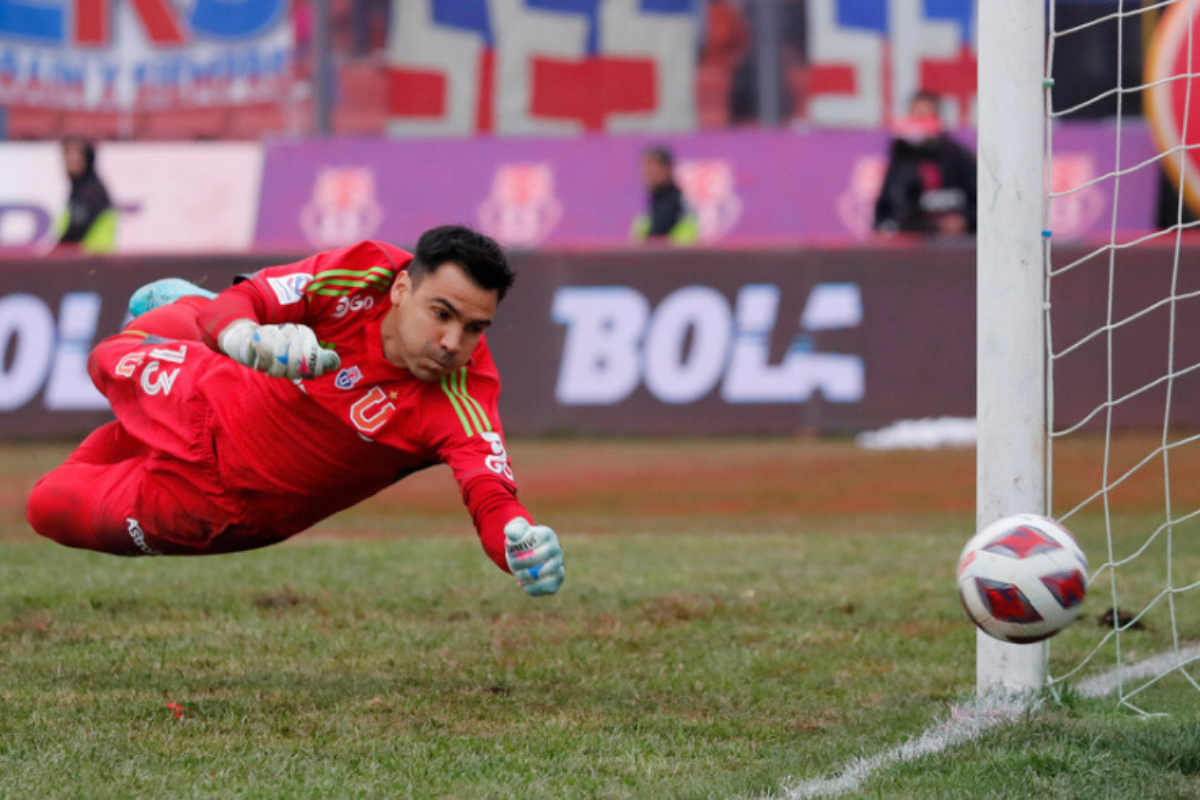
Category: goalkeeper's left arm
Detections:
[{"x1": 462, "y1": 475, "x2": 564, "y2": 597}]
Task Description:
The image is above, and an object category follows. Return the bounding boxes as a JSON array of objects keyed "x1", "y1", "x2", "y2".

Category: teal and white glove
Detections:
[
  {"x1": 504, "y1": 518, "x2": 565, "y2": 597},
  {"x1": 220, "y1": 319, "x2": 340, "y2": 380}
]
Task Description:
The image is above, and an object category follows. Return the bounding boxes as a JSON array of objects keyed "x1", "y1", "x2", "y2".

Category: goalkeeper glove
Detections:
[
  {"x1": 504, "y1": 518, "x2": 565, "y2": 597},
  {"x1": 219, "y1": 320, "x2": 341, "y2": 380}
]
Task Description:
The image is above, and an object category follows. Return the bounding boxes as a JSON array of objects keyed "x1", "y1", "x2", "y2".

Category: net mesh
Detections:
[{"x1": 1044, "y1": 0, "x2": 1200, "y2": 713}]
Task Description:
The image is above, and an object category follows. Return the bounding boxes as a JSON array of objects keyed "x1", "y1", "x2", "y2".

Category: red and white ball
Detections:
[{"x1": 957, "y1": 513, "x2": 1089, "y2": 644}]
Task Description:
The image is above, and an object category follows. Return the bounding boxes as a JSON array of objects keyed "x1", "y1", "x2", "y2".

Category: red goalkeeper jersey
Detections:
[{"x1": 192, "y1": 240, "x2": 527, "y2": 570}]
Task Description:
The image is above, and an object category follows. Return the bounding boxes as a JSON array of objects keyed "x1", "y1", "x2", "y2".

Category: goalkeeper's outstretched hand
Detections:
[
  {"x1": 504, "y1": 518, "x2": 565, "y2": 597},
  {"x1": 220, "y1": 320, "x2": 341, "y2": 380}
]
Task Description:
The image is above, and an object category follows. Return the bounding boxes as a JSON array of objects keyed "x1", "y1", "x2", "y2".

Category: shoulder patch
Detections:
[{"x1": 267, "y1": 273, "x2": 314, "y2": 305}]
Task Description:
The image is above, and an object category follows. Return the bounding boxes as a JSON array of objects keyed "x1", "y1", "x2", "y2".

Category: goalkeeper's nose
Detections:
[{"x1": 439, "y1": 326, "x2": 464, "y2": 357}]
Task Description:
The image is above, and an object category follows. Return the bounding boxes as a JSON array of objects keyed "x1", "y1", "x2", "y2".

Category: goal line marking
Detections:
[
  {"x1": 775, "y1": 644, "x2": 1200, "y2": 799},
  {"x1": 1075, "y1": 643, "x2": 1200, "y2": 698}
]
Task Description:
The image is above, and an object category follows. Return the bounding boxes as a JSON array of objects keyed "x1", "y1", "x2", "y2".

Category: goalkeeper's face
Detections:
[{"x1": 382, "y1": 262, "x2": 498, "y2": 382}]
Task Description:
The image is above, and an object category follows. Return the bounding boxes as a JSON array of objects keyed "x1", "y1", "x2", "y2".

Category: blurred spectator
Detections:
[
  {"x1": 632, "y1": 145, "x2": 697, "y2": 245},
  {"x1": 873, "y1": 91, "x2": 977, "y2": 237},
  {"x1": 351, "y1": 0, "x2": 391, "y2": 55},
  {"x1": 55, "y1": 137, "x2": 117, "y2": 254},
  {"x1": 697, "y1": 0, "x2": 750, "y2": 127},
  {"x1": 293, "y1": 0, "x2": 313, "y2": 80},
  {"x1": 702, "y1": 0, "x2": 750, "y2": 71}
]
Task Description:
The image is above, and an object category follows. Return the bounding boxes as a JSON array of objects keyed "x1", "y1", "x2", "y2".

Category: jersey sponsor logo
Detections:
[
  {"x1": 335, "y1": 365, "x2": 364, "y2": 390},
  {"x1": 349, "y1": 386, "x2": 396, "y2": 433},
  {"x1": 480, "y1": 430, "x2": 514, "y2": 480},
  {"x1": 266, "y1": 273, "x2": 314, "y2": 305},
  {"x1": 125, "y1": 518, "x2": 161, "y2": 556},
  {"x1": 440, "y1": 368, "x2": 492, "y2": 438},
  {"x1": 332, "y1": 294, "x2": 375, "y2": 318}
]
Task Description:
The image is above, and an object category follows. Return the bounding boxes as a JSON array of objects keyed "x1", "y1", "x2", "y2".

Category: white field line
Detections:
[
  {"x1": 775, "y1": 645, "x2": 1200, "y2": 799},
  {"x1": 1075, "y1": 643, "x2": 1200, "y2": 698},
  {"x1": 775, "y1": 695, "x2": 1029, "y2": 799}
]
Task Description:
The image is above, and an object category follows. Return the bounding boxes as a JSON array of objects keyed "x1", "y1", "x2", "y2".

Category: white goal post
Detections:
[{"x1": 976, "y1": 0, "x2": 1049, "y2": 694}]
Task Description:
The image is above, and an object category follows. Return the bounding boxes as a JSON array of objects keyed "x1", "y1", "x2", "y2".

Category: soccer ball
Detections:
[{"x1": 956, "y1": 513, "x2": 1089, "y2": 644}]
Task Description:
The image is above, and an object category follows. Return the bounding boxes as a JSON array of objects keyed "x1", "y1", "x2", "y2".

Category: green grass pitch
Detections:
[{"x1": 1, "y1": 439, "x2": 1199, "y2": 798}]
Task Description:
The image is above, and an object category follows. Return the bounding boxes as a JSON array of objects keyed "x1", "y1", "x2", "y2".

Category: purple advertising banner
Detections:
[{"x1": 254, "y1": 122, "x2": 1159, "y2": 252}]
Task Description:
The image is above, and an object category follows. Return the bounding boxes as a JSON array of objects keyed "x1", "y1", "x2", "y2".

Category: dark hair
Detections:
[
  {"x1": 409, "y1": 225, "x2": 514, "y2": 301},
  {"x1": 644, "y1": 145, "x2": 674, "y2": 169},
  {"x1": 62, "y1": 135, "x2": 97, "y2": 174},
  {"x1": 910, "y1": 90, "x2": 941, "y2": 113}
]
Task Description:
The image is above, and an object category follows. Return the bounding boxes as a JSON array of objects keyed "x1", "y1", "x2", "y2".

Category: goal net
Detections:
[
  {"x1": 979, "y1": 0, "x2": 1200, "y2": 711},
  {"x1": 1043, "y1": 0, "x2": 1200, "y2": 713}
]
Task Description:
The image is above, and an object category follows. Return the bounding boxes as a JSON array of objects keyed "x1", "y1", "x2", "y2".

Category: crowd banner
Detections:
[
  {"x1": 385, "y1": 0, "x2": 696, "y2": 136},
  {"x1": 0, "y1": 0, "x2": 293, "y2": 111},
  {"x1": 0, "y1": 142, "x2": 264, "y2": 254},
  {"x1": 806, "y1": 0, "x2": 977, "y2": 128},
  {"x1": 254, "y1": 122, "x2": 1158, "y2": 251},
  {"x1": 3, "y1": 245, "x2": 1198, "y2": 440}
]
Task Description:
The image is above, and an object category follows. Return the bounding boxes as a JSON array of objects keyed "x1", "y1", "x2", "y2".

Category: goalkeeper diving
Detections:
[{"x1": 25, "y1": 225, "x2": 564, "y2": 597}]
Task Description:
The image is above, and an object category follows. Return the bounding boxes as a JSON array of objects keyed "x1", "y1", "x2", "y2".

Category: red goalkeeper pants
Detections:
[{"x1": 26, "y1": 298, "x2": 295, "y2": 556}]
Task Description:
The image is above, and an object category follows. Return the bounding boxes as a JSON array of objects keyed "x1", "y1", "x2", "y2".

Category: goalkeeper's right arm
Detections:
[
  {"x1": 218, "y1": 319, "x2": 340, "y2": 380},
  {"x1": 196, "y1": 282, "x2": 339, "y2": 381}
]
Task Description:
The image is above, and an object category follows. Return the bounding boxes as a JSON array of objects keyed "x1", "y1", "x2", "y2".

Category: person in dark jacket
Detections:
[
  {"x1": 56, "y1": 137, "x2": 117, "y2": 253},
  {"x1": 874, "y1": 91, "x2": 977, "y2": 237},
  {"x1": 632, "y1": 145, "x2": 697, "y2": 245}
]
